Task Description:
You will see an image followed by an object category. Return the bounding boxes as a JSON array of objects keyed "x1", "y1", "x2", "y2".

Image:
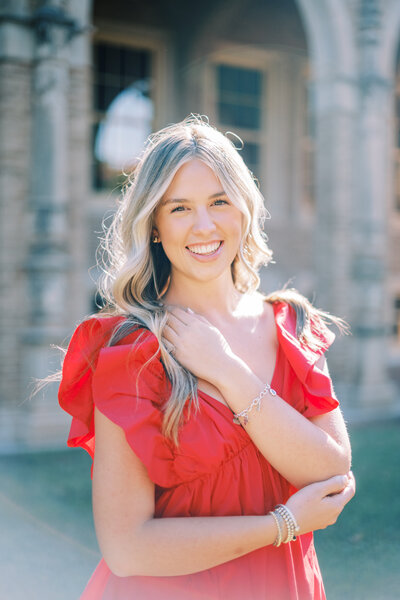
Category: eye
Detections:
[
  {"x1": 170, "y1": 205, "x2": 187, "y2": 213},
  {"x1": 213, "y1": 198, "x2": 229, "y2": 206}
]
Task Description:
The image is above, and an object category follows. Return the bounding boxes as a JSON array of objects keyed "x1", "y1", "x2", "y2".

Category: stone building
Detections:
[{"x1": 0, "y1": 0, "x2": 399, "y2": 451}]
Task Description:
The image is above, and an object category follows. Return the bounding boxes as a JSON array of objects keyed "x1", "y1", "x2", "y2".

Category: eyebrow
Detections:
[{"x1": 161, "y1": 191, "x2": 227, "y2": 205}]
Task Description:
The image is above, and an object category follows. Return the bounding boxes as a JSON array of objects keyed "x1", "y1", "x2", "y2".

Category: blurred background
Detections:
[{"x1": 0, "y1": 0, "x2": 399, "y2": 598}]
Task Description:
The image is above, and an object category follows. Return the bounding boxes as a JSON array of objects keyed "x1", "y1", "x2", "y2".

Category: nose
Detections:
[{"x1": 192, "y1": 207, "x2": 217, "y2": 235}]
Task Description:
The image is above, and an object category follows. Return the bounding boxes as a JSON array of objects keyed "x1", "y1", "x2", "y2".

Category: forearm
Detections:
[
  {"x1": 216, "y1": 357, "x2": 350, "y2": 488},
  {"x1": 109, "y1": 513, "x2": 278, "y2": 577}
]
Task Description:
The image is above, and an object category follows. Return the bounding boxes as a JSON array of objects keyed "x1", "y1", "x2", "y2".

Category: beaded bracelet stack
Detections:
[
  {"x1": 232, "y1": 381, "x2": 277, "y2": 426},
  {"x1": 269, "y1": 504, "x2": 300, "y2": 547}
]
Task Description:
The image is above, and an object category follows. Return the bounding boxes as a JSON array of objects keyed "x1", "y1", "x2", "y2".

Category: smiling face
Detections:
[{"x1": 153, "y1": 159, "x2": 243, "y2": 289}]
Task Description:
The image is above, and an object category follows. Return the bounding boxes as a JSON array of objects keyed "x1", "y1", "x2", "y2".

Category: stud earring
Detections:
[{"x1": 152, "y1": 234, "x2": 160, "y2": 243}]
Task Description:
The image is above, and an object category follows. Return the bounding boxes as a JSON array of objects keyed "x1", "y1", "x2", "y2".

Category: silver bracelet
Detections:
[
  {"x1": 269, "y1": 510, "x2": 283, "y2": 547},
  {"x1": 274, "y1": 504, "x2": 300, "y2": 543},
  {"x1": 233, "y1": 382, "x2": 277, "y2": 426}
]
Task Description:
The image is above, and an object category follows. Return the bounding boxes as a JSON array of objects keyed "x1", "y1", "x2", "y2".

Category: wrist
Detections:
[
  {"x1": 215, "y1": 354, "x2": 260, "y2": 396},
  {"x1": 232, "y1": 381, "x2": 277, "y2": 426},
  {"x1": 214, "y1": 355, "x2": 265, "y2": 410},
  {"x1": 208, "y1": 351, "x2": 246, "y2": 388}
]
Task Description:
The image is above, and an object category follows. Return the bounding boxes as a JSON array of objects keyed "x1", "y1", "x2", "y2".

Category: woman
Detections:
[{"x1": 59, "y1": 115, "x2": 355, "y2": 599}]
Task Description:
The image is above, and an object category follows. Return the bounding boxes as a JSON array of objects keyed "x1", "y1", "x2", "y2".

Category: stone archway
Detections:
[
  {"x1": 295, "y1": 0, "x2": 356, "y2": 79},
  {"x1": 380, "y1": 0, "x2": 400, "y2": 78},
  {"x1": 295, "y1": 0, "x2": 357, "y2": 315},
  {"x1": 296, "y1": 0, "x2": 397, "y2": 411},
  {"x1": 293, "y1": 0, "x2": 358, "y2": 401}
]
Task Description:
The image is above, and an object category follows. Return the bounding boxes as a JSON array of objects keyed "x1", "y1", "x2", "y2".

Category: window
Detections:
[
  {"x1": 215, "y1": 64, "x2": 264, "y2": 178},
  {"x1": 92, "y1": 41, "x2": 153, "y2": 190}
]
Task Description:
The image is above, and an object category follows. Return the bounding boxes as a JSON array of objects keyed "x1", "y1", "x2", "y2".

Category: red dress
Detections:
[{"x1": 58, "y1": 301, "x2": 339, "y2": 600}]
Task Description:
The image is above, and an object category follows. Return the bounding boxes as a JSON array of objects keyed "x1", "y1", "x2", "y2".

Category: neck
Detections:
[{"x1": 161, "y1": 273, "x2": 243, "y2": 320}]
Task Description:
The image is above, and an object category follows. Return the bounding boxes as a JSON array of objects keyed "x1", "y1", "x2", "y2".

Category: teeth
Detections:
[{"x1": 187, "y1": 242, "x2": 221, "y2": 255}]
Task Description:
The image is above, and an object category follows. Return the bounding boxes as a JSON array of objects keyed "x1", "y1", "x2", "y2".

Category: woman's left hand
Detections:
[{"x1": 163, "y1": 307, "x2": 236, "y2": 383}]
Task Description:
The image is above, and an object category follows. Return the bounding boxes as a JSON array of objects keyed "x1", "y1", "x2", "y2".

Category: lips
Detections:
[{"x1": 186, "y1": 241, "x2": 223, "y2": 256}]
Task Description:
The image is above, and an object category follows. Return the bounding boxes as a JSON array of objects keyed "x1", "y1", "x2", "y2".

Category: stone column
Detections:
[
  {"x1": 21, "y1": 2, "x2": 90, "y2": 448},
  {"x1": 311, "y1": 75, "x2": 359, "y2": 398},
  {"x1": 293, "y1": 0, "x2": 359, "y2": 408},
  {"x1": 67, "y1": 0, "x2": 93, "y2": 324},
  {"x1": 0, "y1": 1, "x2": 33, "y2": 450},
  {"x1": 349, "y1": 0, "x2": 396, "y2": 412}
]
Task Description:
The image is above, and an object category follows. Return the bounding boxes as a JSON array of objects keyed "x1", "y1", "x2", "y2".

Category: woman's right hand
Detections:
[{"x1": 285, "y1": 472, "x2": 356, "y2": 535}]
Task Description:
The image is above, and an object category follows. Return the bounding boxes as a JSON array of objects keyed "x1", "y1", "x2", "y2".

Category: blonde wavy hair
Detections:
[{"x1": 95, "y1": 116, "x2": 347, "y2": 444}]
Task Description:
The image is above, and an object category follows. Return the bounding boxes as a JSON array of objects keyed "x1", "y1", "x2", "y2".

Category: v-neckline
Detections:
[{"x1": 197, "y1": 300, "x2": 280, "y2": 419}]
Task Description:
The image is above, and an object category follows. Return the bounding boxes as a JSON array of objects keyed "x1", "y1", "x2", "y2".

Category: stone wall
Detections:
[{"x1": 0, "y1": 0, "x2": 399, "y2": 451}]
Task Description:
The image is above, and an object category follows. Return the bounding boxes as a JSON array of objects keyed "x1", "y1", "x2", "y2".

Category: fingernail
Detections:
[{"x1": 186, "y1": 307, "x2": 194, "y2": 314}]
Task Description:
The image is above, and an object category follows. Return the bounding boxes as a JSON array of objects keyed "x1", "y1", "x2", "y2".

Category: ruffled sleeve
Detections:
[
  {"x1": 58, "y1": 317, "x2": 176, "y2": 487},
  {"x1": 273, "y1": 302, "x2": 339, "y2": 418}
]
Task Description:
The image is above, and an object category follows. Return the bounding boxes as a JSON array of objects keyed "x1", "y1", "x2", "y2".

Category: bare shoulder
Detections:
[
  {"x1": 251, "y1": 290, "x2": 276, "y2": 320},
  {"x1": 240, "y1": 291, "x2": 278, "y2": 347}
]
